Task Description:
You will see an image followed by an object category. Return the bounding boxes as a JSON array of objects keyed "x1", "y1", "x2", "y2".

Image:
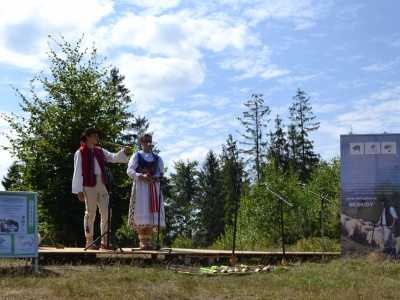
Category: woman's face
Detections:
[{"x1": 141, "y1": 136, "x2": 152, "y2": 149}]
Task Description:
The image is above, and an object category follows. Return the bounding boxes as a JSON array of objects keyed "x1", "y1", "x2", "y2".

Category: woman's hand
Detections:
[{"x1": 139, "y1": 174, "x2": 158, "y2": 183}]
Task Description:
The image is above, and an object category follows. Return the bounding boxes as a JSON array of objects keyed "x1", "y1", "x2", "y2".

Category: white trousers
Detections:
[
  {"x1": 383, "y1": 226, "x2": 394, "y2": 248},
  {"x1": 83, "y1": 174, "x2": 110, "y2": 241}
]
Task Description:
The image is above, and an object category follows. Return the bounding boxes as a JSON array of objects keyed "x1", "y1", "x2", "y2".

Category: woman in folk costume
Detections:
[
  {"x1": 72, "y1": 127, "x2": 132, "y2": 250},
  {"x1": 127, "y1": 133, "x2": 166, "y2": 250}
]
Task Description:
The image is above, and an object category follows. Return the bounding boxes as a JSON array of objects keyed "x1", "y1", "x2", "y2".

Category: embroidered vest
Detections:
[
  {"x1": 79, "y1": 145, "x2": 108, "y2": 187},
  {"x1": 137, "y1": 152, "x2": 159, "y2": 176},
  {"x1": 381, "y1": 207, "x2": 394, "y2": 226}
]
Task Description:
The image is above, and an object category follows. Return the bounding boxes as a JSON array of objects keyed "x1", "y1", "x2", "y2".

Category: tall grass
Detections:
[{"x1": 1, "y1": 254, "x2": 400, "y2": 300}]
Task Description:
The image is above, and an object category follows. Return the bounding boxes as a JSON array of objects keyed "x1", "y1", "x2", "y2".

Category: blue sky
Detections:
[{"x1": 1, "y1": 0, "x2": 400, "y2": 190}]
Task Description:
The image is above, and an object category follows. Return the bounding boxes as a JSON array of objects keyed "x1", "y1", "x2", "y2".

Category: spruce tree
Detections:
[
  {"x1": 1, "y1": 161, "x2": 27, "y2": 191},
  {"x1": 267, "y1": 115, "x2": 289, "y2": 172},
  {"x1": 220, "y1": 135, "x2": 238, "y2": 227},
  {"x1": 288, "y1": 88, "x2": 320, "y2": 182},
  {"x1": 237, "y1": 94, "x2": 270, "y2": 181},
  {"x1": 286, "y1": 124, "x2": 300, "y2": 173},
  {"x1": 122, "y1": 115, "x2": 151, "y2": 152},
  {"x1": 167, "y1": 159, "x2": 199, "y2": 240},
  {"x1": 196, "y1": 150, "x2": 225, "y2": 247}
]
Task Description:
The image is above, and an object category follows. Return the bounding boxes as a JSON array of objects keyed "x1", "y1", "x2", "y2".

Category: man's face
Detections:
[{"x1": 87, "y1": 133, "x2": 99, "y2": 144}]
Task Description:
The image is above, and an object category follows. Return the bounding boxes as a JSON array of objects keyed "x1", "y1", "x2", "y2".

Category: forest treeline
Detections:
[{"x1": 1, "y1": 36, "x2": 341, "y2": 250}]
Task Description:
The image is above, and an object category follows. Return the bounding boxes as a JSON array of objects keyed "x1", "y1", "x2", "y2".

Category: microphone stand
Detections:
[
  {"x1": 299, "y1": 184, "x2": 332, "y2": 263},
  {"x1": 259, "y1": 184, "x2": 293, "y2": 264},
  {"x1": 85, "y1": 142, "x2": 123, "y2": 252},
  {"x1": 227, "y1": 143, "x2": 241, "y2": 263}
]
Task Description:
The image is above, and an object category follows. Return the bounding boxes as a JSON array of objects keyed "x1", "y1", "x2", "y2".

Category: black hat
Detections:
[
  {"x1": 80, "y1": 127, "x2": 102, "y2": 141},
  {"x1": 380, "y1": 198, "x2": 389, "y2": 203}
]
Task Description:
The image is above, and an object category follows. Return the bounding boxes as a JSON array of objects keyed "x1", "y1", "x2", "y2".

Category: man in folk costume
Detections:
[
  {"x1": 72, "y1": 127, "x2": 132, "y2": 250},
  {"x1": 374, "y1": 197, "x2": 398, "y2": 249},
  {"x1": 127, "y1": 133, "x2": 166, "y2": 250}
]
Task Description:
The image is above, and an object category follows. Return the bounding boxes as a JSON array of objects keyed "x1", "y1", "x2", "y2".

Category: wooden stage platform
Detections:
[{"x1": 37, "y1": 246, "x2": 340, "y2": 265}]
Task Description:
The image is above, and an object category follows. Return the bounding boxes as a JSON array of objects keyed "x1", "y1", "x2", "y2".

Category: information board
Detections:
[
  {"x1": 340, "y1": 134, "x2": 400, "y2": 258},
  {"x1": 0, "y1": 191, "x2": 38, "y2": 258}
]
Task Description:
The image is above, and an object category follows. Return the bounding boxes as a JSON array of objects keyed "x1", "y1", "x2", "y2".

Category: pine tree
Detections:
[
  {"x1": 237, "y1": 94, "x2": 270, "y2": 181},
  {"x1": 288, "y1": 88, "x2": 320, "y2": 182}
]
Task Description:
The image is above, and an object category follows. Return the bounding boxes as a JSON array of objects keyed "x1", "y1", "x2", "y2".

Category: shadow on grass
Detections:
[{"x1": 0, "y1": 265, "x2": 61, "y2": 278}]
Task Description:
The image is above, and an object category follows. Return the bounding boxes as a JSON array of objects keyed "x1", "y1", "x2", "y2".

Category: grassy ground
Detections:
[{"x1": 1, "y1": 252, "x2": 400, "y2": 300}]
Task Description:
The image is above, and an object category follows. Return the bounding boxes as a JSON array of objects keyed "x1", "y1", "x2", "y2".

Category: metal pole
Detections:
[
  {"x1": 279, "y1": 198, "x2": 286, "y2": 264},
  {"x1": 321, "y1": 196, "x2": 325, "y2": 263}
]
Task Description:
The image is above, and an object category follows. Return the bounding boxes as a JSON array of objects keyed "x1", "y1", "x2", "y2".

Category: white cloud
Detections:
[
  {"x1": 166, "y1": 145, "x2": 210, "y2": 174},
  {"x1": 189, "y1": 94, "x2": 231, "y2": 109},
  {"x1": 312, "y1": 103, "x2": 344, "y2": 114},
  {"x1": 123, "y1": 0, "x2": 180, "y2": 9},
  {"x1": 293, "y1": 20, "x2": 316, "y2": 30},
  {"x1": 277, "y1": 71, "x2": 328, "y2": 85},
  {"x1": 0, "y1": 0, "x2": 114, "y2": 71},
  {"x1": 335, "y1": 79, "x2": 367, "y2": 89},
  {"x1": 113, "y1": 53, "x2": 205, "y2": 112},
  {"x1": 243, "y1": 0, "x2": 331, "y2": 27},
  {"x1": 220, "y1": 46, "x2": 290, "y2": 80},
  {"x1": 362, "y1": 57, "x2": 400, "y2": 73},
  {"x1": 327, "y1": 85, "x2": 400, "y2": 137},
  {"x1": 108, "y1": 12, "x2": 258, "y2": 59}
]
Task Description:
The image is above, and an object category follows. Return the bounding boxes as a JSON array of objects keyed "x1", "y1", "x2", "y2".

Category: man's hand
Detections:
[
  {"x1": 78, "y1": 192, "x2": 85, "y2": 202},
  {"x1": 124, "y1": 147, "x2": 132, "y2": 154}
]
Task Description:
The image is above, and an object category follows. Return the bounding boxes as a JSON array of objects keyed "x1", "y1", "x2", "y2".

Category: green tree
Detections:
[
  {"x1": 286, "y1": 124, "x2": 300, "y2": 173},
  {"x1": 237, "y1": 94, "x2": 270, "y2": 182},
  {"x1": 122, "y1": 115, "x2": 151, "y2": 152},
  {"x1": 213, "y1": 157, "x2": 341, "y2": 251},
  {"x1": 195, "y1": 150, "x2": 225, "y2": 247},
  {"x1": 1, "y1": 161, "x2": 28, "y2": 191},
  {"x1": 267, "y1": 115, "x2": 289, "y2": 172},
  {"x1": 289, "y1": 88, "x2": 320, "y2": 182},
  {"x1": 166, "y1": 159, "x2": 199, "y2": 243},
  {"x1": 220, "y1": 135, "x2": 240, "y2": 227},
  {"x1": 307, "y1": 156, "x2": 341, "y2": 240},
  {"x1": 0, "y1": 35, "x2": 134, "y2": 246}
]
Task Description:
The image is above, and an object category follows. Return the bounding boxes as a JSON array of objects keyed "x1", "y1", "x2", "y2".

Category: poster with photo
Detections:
[
  {"x1": 341, "y1": 134, "x2": 400, "y2": 258},
  {"x1": 0, "y1": 192, "x2": 38, "y2": 258}
]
